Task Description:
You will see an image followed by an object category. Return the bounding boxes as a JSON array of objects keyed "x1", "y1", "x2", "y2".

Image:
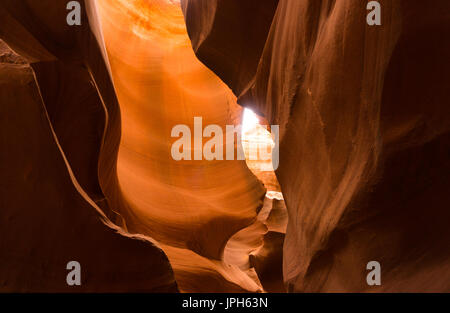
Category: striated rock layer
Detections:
[
  {"x1": 0, "y1": 1, "x2": 177, "y2": 292},
  {"x1": 1, "y1": 0, "x2": 284, "y2": 293},
  {"x1": 2, "y1": 0, "x2": 448, "y2": 293},
  {"x1": 96, "y1": 0, "x2": 270, "y2": 292},
  {"x1": 182, "y1": 0, "x2": 450, "y2": 292}
]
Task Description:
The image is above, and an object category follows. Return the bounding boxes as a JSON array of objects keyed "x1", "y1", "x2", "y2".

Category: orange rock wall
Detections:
[{"x1": 182, "y1": 0, "x2": 450, "y2": 292}]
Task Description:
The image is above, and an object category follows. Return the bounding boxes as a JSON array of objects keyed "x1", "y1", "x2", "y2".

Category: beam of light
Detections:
[{"x1": 242, "y1": 108, "x2": 259, "y2": 134}]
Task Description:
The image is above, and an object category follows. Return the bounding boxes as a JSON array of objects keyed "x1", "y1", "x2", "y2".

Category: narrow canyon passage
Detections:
[
  {"x1": 1, "y1": 0, "x2": 449, "y2": 294},
  {"x1": 97, "y1": 0, "x2": 286, "y2": 292}
]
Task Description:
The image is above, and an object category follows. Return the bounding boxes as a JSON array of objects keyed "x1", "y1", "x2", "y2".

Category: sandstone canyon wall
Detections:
[
  {"x1": 0, "y1": 0, "x2": 177, "y2": 292},
  {"x1": 0, "y1": 0, "x2": 449, "y2": 293},
  {"x1": 95, "y1": 0, "x2": 272, "y2": 292},
  {"x1": 182, "y1": 0, "x2": 450, "y2": 292},
  {"x1": 0, "y1": 0, "x2": 287, "y2": 293}
]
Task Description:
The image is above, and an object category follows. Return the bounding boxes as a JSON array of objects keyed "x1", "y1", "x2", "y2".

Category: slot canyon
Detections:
[{"x1": 0, "y1": 0, "x2": 449, "y2": 293}]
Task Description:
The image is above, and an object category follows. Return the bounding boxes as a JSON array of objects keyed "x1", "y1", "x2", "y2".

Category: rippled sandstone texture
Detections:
[
  {"x1": 0, "y1": 0, "x2": 287, "y2": 293},
  {"x1": 182, "y1": 0, "x2": 450, "y2": 292},
  {"x1": 0, "y1": 0, "x2": 177, "y2": 292},
  {"x1": 1, "y1": 0, "x2": 449, "y2": 293},
  {"x1": 95, "y1": 0, "x2": 282, "y2": 292}
]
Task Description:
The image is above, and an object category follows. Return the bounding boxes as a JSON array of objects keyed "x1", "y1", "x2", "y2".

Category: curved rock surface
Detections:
[
  {"x1": 0, "y1": 0, "x2": 177, "y2": 292},
  {"x1": 182, "y1": 0, "x2": 450, "y2": 292},
  {"x1": 2, "y1": 0, "x2": 448, "y2": 293},
  {"x1": 0, "y1": 40, "x2": 176, "y2": 292},
  {"x1": 0, "y1": 0, "x2": 281, "y2": 293},
  {"x1": 96, "y1": 0, "x2": 269, "y2": 292}
]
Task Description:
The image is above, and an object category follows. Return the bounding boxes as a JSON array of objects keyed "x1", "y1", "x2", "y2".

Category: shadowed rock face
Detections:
[
  {"x1": 182, "y1": 0, "x2": 450, "y2": 292},
  {"x1": 181, "y1": 0, "x2": 279, "y2": 97},
  {"x1": 0, "y1": 0, "x2": 177, "y2": 292},
  {"x1": 0, "y1": 40, "x2": 177, "y2": 292}
]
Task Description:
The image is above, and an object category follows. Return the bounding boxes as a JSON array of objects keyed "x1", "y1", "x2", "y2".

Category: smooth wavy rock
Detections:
[
  {"x1": 182, "y1": 0, "x2": 450, "y2": 292},
  {"x1": 96, "y1": 0, "x2": 268, "y2": 292},
  {"x1": 0, "y1": 0, "x2": 177, "y2": 292}
]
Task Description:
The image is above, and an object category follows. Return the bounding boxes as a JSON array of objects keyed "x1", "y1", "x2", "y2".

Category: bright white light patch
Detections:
[
  {"x1": 266, "y1": 191, "x2": 284, "y2": 200},
  {"x1": 242, "y1": 108, "x2": 259, "y2": 134}
]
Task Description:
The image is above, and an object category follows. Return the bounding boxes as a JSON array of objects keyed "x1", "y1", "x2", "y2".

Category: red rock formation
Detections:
[
  {"x1": 96, "y1": 0, "x2": 269, "y2": 292},
  {"x1": 181, "y1": 0, "x2": 279, "y2": 97},
  {"x1": 2, "y1": 0, "x2": 448, "y2": 293},
  {"x1": 0, "y1": 0, "x2": 280, "y2": 293},
  {"x1": 0, "y1": 0, "x2": 177, "y2": 292},
  {"x1": 182, "y1": 0, "x2": 450, "y2": 292},
  {"x1": 0, "y1": 40, "x2": 176, "y2": 292}
]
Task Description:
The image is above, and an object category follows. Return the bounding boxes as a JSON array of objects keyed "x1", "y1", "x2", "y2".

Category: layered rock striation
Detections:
[{"x1": 182, "y1": 0, "x2": 450, "y2": 292}]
